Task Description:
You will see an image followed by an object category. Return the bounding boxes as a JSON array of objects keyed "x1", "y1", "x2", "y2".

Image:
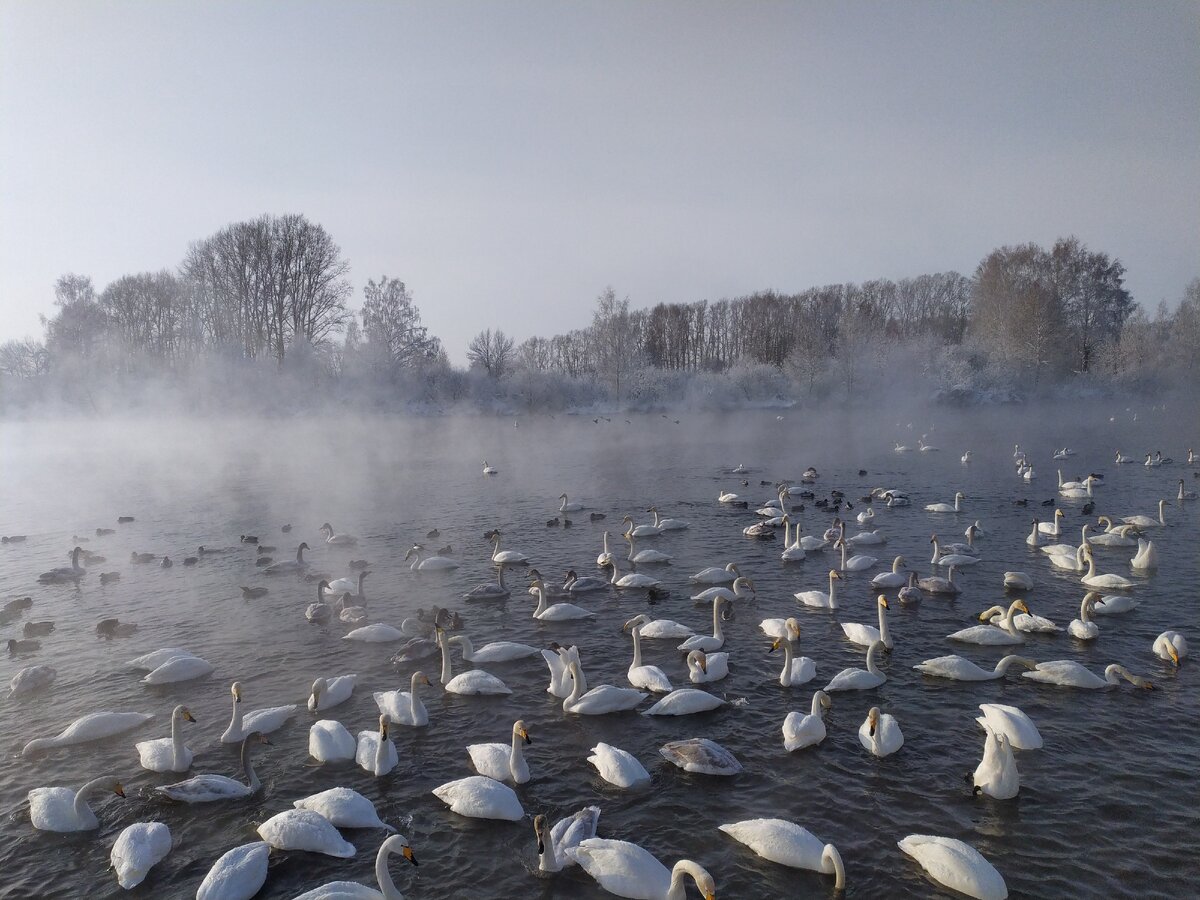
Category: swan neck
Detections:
[
  {"x1": 711, "y1": 599, "x2": 723, "y2": 640},
  {"x1": 374, "y1": 727, "x2": 388, "y2": 772},
  {"x1": 241, "y1": 737, "x2": 260, "y2": 791},
  {"x1": 828, "y1": 572, "x2": 838, "y2": 607},
  {"x1": 533, "y1": 586, "x2": 548, "y2": 617},
  {"x1": 1004, "y1": 602, "x2": 1022, "y2": 634},
  {"x1": 810, "y1": 692, "x2": 824, "y2": 716},
  {"x1": 865, "y1": 642, "x2": 880, "y2": 674},
  {"x1": 563, "y1": 662, "x2": 583, "y2": 709},
  {"x1": 630, "y1": 626, "x2": 643, "y2": 668},
  {"x1": 509, "y1": 728, "x2": 525, "y2": 776},
  {"x1": 824, "y1": 844, "x2": 846, "y2": 890},
  {"x1": 74, "y1": 778, "x2": 109, "y2": 818},
  {"x1": 878, "y1": 601, "x2": 890, "y2": 644},
  {"x1": 457, "y1": 635, "x2": 475, "y2": 660},
  {"x1": 930, "y1": 538, "x2": 938, "y2": 564},
  {"x1": 376, "y1": 841, "x2": 405, "y2": 899},
  {"x1": 779, "y1": 637, "x2": 794, "y2": 685},
  {"x1": 228, "y1": 693, "x2": 243, "y2": 737},
  {"x1": 497, "y1": 566, "x2": 507, "y2": 590},
  {"x1": 171, "y1": 709, "x2": 185, "y2": 765},
  {"x1": 439, "y1": 633, "x2": 453, "y2": 684}
]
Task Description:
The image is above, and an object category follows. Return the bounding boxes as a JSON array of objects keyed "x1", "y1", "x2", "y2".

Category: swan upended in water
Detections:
[
  {"x1": 110, "y1": 821, "x2": 172, "y2": 889},
  {"x1": 719, "y1": 818, "x2": 844, "y2": 889},
  {"x1": 567, "y1": 838, "x2": 716, "y2": 900}
]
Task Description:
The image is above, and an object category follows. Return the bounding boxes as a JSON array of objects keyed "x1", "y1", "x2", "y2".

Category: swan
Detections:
[
  {"x1": 899, "y1": 834, "x2": 1008, "y2": 900},
  {"x1": 961, "y1": 450, "x2": 972, "y2": 464},
  {"x1": 294, "y1": 786, "x2": 394, "y2": 832},
  {"x1": 660, "y1": 737, "x2": 742, "y2": 775},
  {"x1": 405, "y1": 544, "x2": 459, "y2": 571},
  {"x1": 541, "y1": 644, "x2": 578, "y2": 697},
  {"x1": 307, "y1": 580, "x2": 335, "y2": 623},
  {"x1": 432, "y1": 774, "x2": 524, "y2": 821},
  {"x1": 925, "y1": 491, "x2": 965, "y2": 513},
  {"x1": 565, "y1": 569, "x2": 609, "y2": 592},
  {"x1": 931, "y1": 543, "x2": 980, "y2": 568},
  {"x1": 1054, "y1": 447, "x2": 1073, "y2": 459},
  {"x1": 464, "y1": 565, "x2": 512, "y2": 600},
  {"x1": 1130, "y1": 538, "x2": 1158, "y2": 570},
  {"x1": 919, "y1": 436, "x2": 939, "y2": 452},
  {"x1": 291, "y1": 833, "x2": 417, "y2": 899},
  {"x1": 597, "y1": 531, "x2": 615, "y2": 566},
  {"x1": 309, "y1": 675, "x2": 357, "y2": 711},
  {"x1": 782, "y1": 691, "x2": 831, "y2": 751},
  {"x1": 326, "y1": 571, "x2": 368, "y2": 597},
  {"x1": 558, "y1": 492, "x2": 585, "y2": 512},
  {"x1": 136, "y1": 705, "x2": 197, "y2": 772},
  {"x1": 841, "y1": 595, "x2": 892, "y2": 650},
  {"x1": 490, "y1": 531, "x2": 530, "y2": 565},
  {"x1": 1046, "y1": 542, "x2": 1087, "y2": 572},
  {"x1": 1067, "y1": 593, "x2": 1101, "y2": 640},
  {"x1": 770, "y1": 618, "x2": 818, "y2": 685},
  {"x1": 587, "y1": 742, "x2": 651, "y2": 788},
  {"x1": 871, "y1": 556, "x2": 908, "y2": 588},
  {"x1": 563, "y1": 659, "x2": 646, "y2": 714},
  {"x1": 985, "y1": 607, "x2": 1059, "y2": 633},
  {"x1": 824, "y1": 640, "x2": 887, "y2": 691},
  {"x1": 1021, "y1": 465, "x2": 1035, "y2": 481},
  {"x1": 948, "y1": 601, "x2": 1029, "y2": 645},
  {"x1": 1003, "y1": 571, "x2": 1033, "y2": 591},
  {"x1": 678, "y1": 596, "x2": 730, "y2": 652},
  {"x1": 309, "y1": 720, "x2": 357, "y2": 762},
  {"x1": 795, "y1": 569, "x2": 842, "y2": 608},
  {"x1": 717, "y1": 490, "x2": 741, "y2": 503},
  {"x1": 38, "y1": 546, "x2": 86, "y2": 583},
  {"x1": 22, "y1": 711, "x2": 153, "y2": 756},
  {"x1": 467, "y1": 719, "x2": 532, "y2": 783},
  {"x1": 1122, "y1": 499, "x2": 1168, "y2": 528},
  {"x1": 720, "y1": 819, "x2": 844, "y2": 889},
  {"x1": 336, "y1": 594, "x2": 369, "y2": 624},
  {"x1": 835, "y1": 539, "x2": 877, "y2": 572},
  {"x1": 257, "y1": 808, "x2": 355, "y2": 857},
  {"x1": 356, "y1": 714, "x2": 398, "y2": 776},
  {"x1": 29, "y1": 776, "x2": 124, "y2": 831},
  {"x1": 858, "y1": 706, "x2": 903, "y2": 757},
  {"x1": 453, "y1": 633, "x2": 539, "y2": 663},
  {"x1": 895, "y1": 442, "x2": 912, "y2": 452},
  {"x1": 1179, "y1": 479, "x2": 1198, "y2": 500},
  {"x1": 110, "y1": 821, "x2": 171, "y2": 889},
  {"x1": 142, "y1": 653, "x2": 213, "y2": 684},
  {"x1": 1087, "y1": 520, "x2": 1138, "y2": 547},
  {"x1": 1025, "y1": 519, "x2": 1041, "y2": 547},
  {"x1": 483, "y1": 460, "x2": 498, "y2": 474},
  {"x1": 567, "y1": 838, "x2": 716, "y2": 900},
  {"x1": 220, "y1": 681, "x2": 296, "y2": 742},
  {"x1": 1144, "y1": 452, "x2": 1161, "y2": 467},
  {"x1": 602, "y1": 560, "x2": 661, "y2": 589},
  {"x1": 918, "y1": 565, "x2": 961, "y2": 596},
  {"x1": 437, "y1": 630, "x2": 512, "y2": 695},
  {"x1": 1153, "y1": 631, "x2": 1187, "y2": 666},
  {"x1": 691, "y1": 576, "x2": 755, "y2": 605},
  {"x1": 623, "y1": 514, "x2": 664, "y2": 538},
  {"x1": 1059, "y1": 476, "x2": 1096, "y2": 499},
  {"x1": 898, "y1": 571, "x2": 922, "y2": 605},
  {"x1": 265, "y1": 542, "x2": 311, "y2": 574},
  {"x1": 915, "y1": 654, "x2": 1036, "y2": 681},
  {"x1": 624, "y1": 617, "x2": 674, "y2": 692},
  {"x1": 686, "y1": 649, "x2": 730, "y2": 683},
  {"x1": 127, "y1": 647, "x2": 197, "y2": 670},
  {"x1": 343, "y1": 623, "x2": 406, "y2": 642},
  {"x1": 1093, "y1": 593, "x2": 1140, "y2": 615},
  {"x1": 1022, "y1": 661, "x2": 1153, "y2": 689},
  {"x1": 972, "y1": 727, "x2": 1019, "y2": 799},
  {"x1": 373, "y1": 671, "x2": 431, "y2": 727},
  {"x1": 531, "y1": 580, "x2": 594, "y2": 620},
  {"x1": 650, "y1": 507, "x2": 690, "y2": 531},
  {"x1": 645, "y1": 688, "x2": 725, "y2": 716},
  {"x1": 320, "y1": 523, "x2": 358, "y2": 546},
  {"x1": 196, "y1": 842, "x2": 270, "y2": 900},
  {"x1": 932, "y1": 532, "x2": 977, "y2": 557},
  {"x1": 624, "y1": 532, "x2": 671, "y2": 565},
  {"x1": 857, "y1": 507, "x2": 875, "y2": 525},
  {"x1": 156, "y1": 733, "x2": 268, "y2": 802},
  {"x1": 9, "y1": 664, "x2": 56, "y2": 696},
  {"x1": 847, "y1": 528, "x2": 886, "y2": 546},
  {"x1": 1037, "y1": 509, "x2": 1066, "y2": 536},
  {"x1": 534, "y1": 806, "x2": 601, "y2": 872},
  {"x1": 1081, "y1": 546, "x2": 1135, "y2": 589},
  {"x1": 976, "y1": 703, "x2": 1043, "y2": 750}
]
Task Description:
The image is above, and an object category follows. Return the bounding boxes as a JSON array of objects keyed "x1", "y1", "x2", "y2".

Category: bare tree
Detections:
[
  {"x1": 360, "y1": 276, "x2": 441, "y2": 378},
  {"x1": 467, "y1": 328, "x2": 516, "y2": 378}
]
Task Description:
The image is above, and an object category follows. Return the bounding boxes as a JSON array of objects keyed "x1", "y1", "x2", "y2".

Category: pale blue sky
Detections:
[{"x1": 1, "y1": 1, "x2": 1197, "y2": 361}]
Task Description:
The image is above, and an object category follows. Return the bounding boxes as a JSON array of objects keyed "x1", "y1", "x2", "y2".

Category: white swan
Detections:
[
  {"x1": 1067, "y1": 593, "x2": 1101, "y2": 640},
  {"x1": 1130, "y1": 538, "x2": 1158, "y2": 570},
  {"x1": 1037, "y1": 509, "x2": 1065, "y2": 536},
  {"x1": 976, "y1": 703, "x2": 1043, "y2": 750},
  {"x1": 467, "y1": 719, "x2": 532, "y2": 783},
  {"x1": 257, "y1": 808, "x2": 355, "y2": 857},
  {"x1": 196, "y1": 842, "x2": 270, "y2": 900},
  {"x1": 914, "y1": 654, "x2": 1036, "y2": 681},
  {"x1": 558, "y1": 492, "x2": 585, "y2": 512},
  {"x1": 717, "y1": 490, "x2": 741, "y2": 503},
  {"x1": 1093, "y1": 593, "x2": 1141, "y2": 615},
  {"x1": 795, "y1": 569, "x2": 842, "y2": 608},
  {"x1": 1022, "y1": 661, "x2": 1153, "y2": 689},
  {"x1": 220, "y1": 682, "x2": 296, "y2": 742},
  {"x1": 1080, "y1": 546, "x2": 1135, "y2": 590},
  {"x1": 308, "y1": 675, "x2": 357, "y2": 711},
  {"x1": 597, "y1": 531, "x2": 615, "y2": 566},
  {"x1": 651, "y1": 507, "x2": 690, "y2": 531},
  {"x1": 343, "y1": 623, "x2": 406, "y2": 643},
  {"x1": 404, "y1": 545, "x2": 459, "y2": 571},
  {"x1": 464, "y1": 566, "x2": 512, "y2": 600},
  {"x1": 490, "y1": 531, "x2": 530, "y2": 565},
  {"x1": 587, "y1": 742, "x2": 651, "y2": 788},
  {"x1": 925, "y1": 491, "x2": 965, "y2": 513},
  {"x1": 531, "y1": 580, "x2": 594, "y2": 621},
  {"x1": 483, "y1": 460, "x2": 498, "y2": 474},
  {"x1": 356, "y1": 714, "x2": 398, "y2": 776},
  {"x1": 453, "y1": 633, "x2": 539, "y2": 664},
  {"x1": 1088, "y1": 520, "x2": 1138, "y2": 547},
  {"x1": 645, "y1": 688, "x2": 725, "y2": 716},
  {"x1": 871, "y1": 556, "x2": 908, "y2": 588},
  {"x1": 846, "y1": 528, "x2": 886, "y2": 546},
  {"x1": 985, "y1": 607, "x2": 1059, "y2": 633},
  {"x1": 563, "y1": 659, "x2": 646, "y2": 714},
  {"x1": 858, "y1": 706, "x2": 903, "y2": 757},
  {"x1": 1179, "y1": 478, "x2": 1198, "y2": 500},
  {"x1": 769, "y1": 618, "x2": 817, "y2": 686},
  {"x1": 29, "y1": 776, "x2": 124, "y2": 831},
  {"x1": 1153, "y1": 631, "x2": 1187, "y2": 666},
  {"x1": 948, "y1": 601, "x2": 1029, "y2": 645},
  {"x1": 678, "y1": 596, "x2": 730, "y2": 653},
  {"x1": 686, "y1": 649, "x2": 730, "y2": 683},
  {"x1": 1122, "y1": 499, "x2": 1167, "y2": 528},
  {"x1": 623, "y1": 514, "x2": 664, "y2": 538},
  {"x1": 326, "y1": 571, "x2": 368, "y2": 597},
  {"x1": 136, "y1": 705, "x2": 196, "y2": 772},
  {"x1": 835, "y1": 539, "x2": 877, "y2": 572},
  {"x1": 691, "y1": 576, "x2": 755, "y2": 605},
  {"x1": 1025, "y1": 519, "x2": 1041, "y2": 547},
  {"x1": 309, "y1": 720, "x2": 357, "y2": 762},
  {"x1": 23, "y1": 711, "x2": 153, "y2": 756},
  {"x1": 824, "y1": 640, "x2": 887, "y2": 691},
  {"x1": 110, "y1": 821, "x2": 171, "y2": 889},
  {"x1": 782, "y1": 691, "x2": 831, "y2": 751},
  {"x1": 566, "y1": 568, "x2": 609, "y2": 593},
  {"x1": 294, "y1": 786, "x2": 395, "y2": 831},
  {"x1": 157, "y1": 733, "x2": 267, "y2": 802},
  {"x1": 1003, "y1": 571, "x2": 1033, "y2": 591},
  {"x1": 373, "y1": 671, "x2": 431, "y2": 726},
  {"x1": 624, "y1": 530, "x2": 671, "y2": 564},
  {"x1": 9, "y1": 664, "x2": 56, "y2": 696},
  {"x1": 534, "y1": 806, "x2": 601, "y2": 872},
  {"x1": 567, "y1": 838, "x2": 716, "y2": 900},
  {"x1": 37, "y1": 546, "x2": 86, "y2": 582},
  {"x1": 898, "y1": 834, "x2": 1008, "y2": 900},
  {"x1": 541, "y1": 645, "x2": 576, "y2": 698},
  {"x1": 624, "y1": 617, "x2": 674, "y2": 692},
  {"x1": 689, "y1": 562, "x2": 741, "y2": 585},
  {"x1": 961, "y1": 450, "x2": 972, "y2": 464},
  {"x1": 719, "y1": 819, "x2": 844, "y2": 889},
  {"x1": 143, "y1": 654, "x2": 214, "y2": 684},
  {"x1": 631, "y1": 615, "x2": 695, "y2": 639},
  {"x1": 918, "y1": 565, "x2": 961, "y2": 595},
  {"x1": 603, "y1": 559, "x2": 661, "y2": 589},
  {"x1": 841, "y1": 595, "x2": 892, "y2": 650},
  {"x1": 265, "y1": 542, "x2": 311, "y2": 574},
  {"x1": 433, "y1": 774, "x2": 524, "y2": 821},
  {"x1": 972, "y1": 727, "x2": 1019, "y2": 799},
  {"x1": 319, "y1": 523, "x2": 358, "y2": 546},
  {"x1": 291, "y1": 833, "x2": 417, "y2": 899},
  {"x1": 1046, "y1": 543, "x2": 1086, "y2": 572}
]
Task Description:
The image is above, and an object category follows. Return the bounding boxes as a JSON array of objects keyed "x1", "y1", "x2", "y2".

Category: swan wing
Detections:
[
  {"x1": 719, "y1": 818, "x2": 824, "y2": 869},
  {"x1": 111, "y1": 821, "x2": 171, "y2": 889},
  {"x1": 567, "y1": 838, "x2": 671, "y2": 899},
  {"x1": 898, "y1": 834, "x2": 1008, "y2": 900},
  {"x1": 257, "y1": 809, "x2": 355, "y2": 857},
  {"x1": 432, "y1": 775, "x2": 523, "y2": 820},
  {"x1": 196, "y1": 842, "x2": 270, "y2": 900}
]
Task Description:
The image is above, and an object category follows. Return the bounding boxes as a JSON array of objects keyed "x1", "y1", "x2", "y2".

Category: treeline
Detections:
[{"x1": 2, "y1": 213, "x2": 1197, "y2": 412}]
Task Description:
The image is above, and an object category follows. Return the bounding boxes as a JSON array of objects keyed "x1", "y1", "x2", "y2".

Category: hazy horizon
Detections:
[{"x1": 2, "y1": 1, "x2": 1197, "y2": 363}]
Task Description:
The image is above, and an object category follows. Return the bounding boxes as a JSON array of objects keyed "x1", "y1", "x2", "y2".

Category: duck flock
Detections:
[{"x1": 2, "y1": 431, "x2": 1196, "y2": 899}]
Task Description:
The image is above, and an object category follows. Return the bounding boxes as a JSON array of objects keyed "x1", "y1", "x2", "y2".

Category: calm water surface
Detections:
[{"x1": 1, "y1": 405, "x2": 1197, "y2": 898}]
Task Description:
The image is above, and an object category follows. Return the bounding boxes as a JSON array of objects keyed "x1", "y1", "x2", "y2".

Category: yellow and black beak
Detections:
[
  {"x1": 403, "y1": 844, "x2": 418, "y2": 866},
  {"x1": 420, "y1": 674, "x2": 432, "y2": 686},
  {"x1": 769, "y1": 639, "x2": 781, "y2": 654},
  {"x1": 1168, "y1": 645, "x2": 1180, "y2": 666},
  {"x1": 183, "y1": 710, "x2": 197, "y2": 723},
  {"x1": 113, "y1": 783, "x2": 125, "y2": 798},
  {"x1": 880, "y1": 598, "x2": 889, "y2": 609},
  {"x1": 520, "y1": 728, "x2": 532, "y2": 744}
]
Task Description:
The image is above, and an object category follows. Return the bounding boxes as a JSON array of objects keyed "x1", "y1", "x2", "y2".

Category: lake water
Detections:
[{"x1": 1, "y1": 403, "x2": 1197, "y2": 898}]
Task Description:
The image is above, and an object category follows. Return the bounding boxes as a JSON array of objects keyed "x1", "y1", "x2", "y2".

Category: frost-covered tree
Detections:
[
  {"x1": 360, "y1": 276, "x2": 441, "y2": 379},
  {"x1": 466, "y1": 328, "x2": 516, "y2": 379}
]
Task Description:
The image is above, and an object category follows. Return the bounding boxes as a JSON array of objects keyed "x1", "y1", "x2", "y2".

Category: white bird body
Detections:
[
  {"x1": 1121, "y1": 499, "x2": 1167, "y2": 528},
  {"x1": 558, "y1": 493, "x2": 584, "y2": 512},
  {"x1": 686, "y1": 650, "x2": 730, "y2": 683},
  {"x1": 467, "y1": 720, "x2": 532, "y2": 783},
  {"x1": 433, "y1": 775, "x2": 524, "y2": 820},
  {"x1": 795, "y1": 570, "x2": 842, "y2": 609},
  {"x1": 624, "y1": 617, "x2": 674, "y2": 692},
  {"x1": 1080, "y1": 547, "x2": 1135, "y2": 589},
  {"x1": 564, "y1": 660, "x2": 646, "y2": 714},
  {"x1": 1067, "y1": 593, "x2": 1100, "y2": 640},
  {"x1": 536, "y1": 806, "x2": 601, "y2": 872},
  {"x1": 531, "y1": 582, "x2": 595, "y2": 620},
  {"x1": 840, "y1": 595, "x2": 892, "y2": 649},
  {"x1": 135, "y1": 705, "x2": 196, "y2": 772},
  {"x1": 858, "y1": 707, "x2": 904, "y2": 757},
  {"x1": 196, "y1": 842, "x2": 270, "y2": 900},
  {"x1": 824, "y1": 640, "x2": 887, "y2": 691},
  {"x1": 308, "y1": 675, "x2": 357, "y2": 711},
  {"x1": 948, "y1": 601, "x2": 1029, "y2": 646},
  {"x1": 898, "y1": 834, "x2": 1008, "y2": 900},
  {"x1": 719, "y1": 819, "x2": 845, "y2": 888},
  {"x1": 1003, "y1": 571, "x2": 1033, "y2": 591},
  {"x1": 294, "y1": 787, "x2": 395, "y2": 831},
  {"x1": 678, "y1": 596, "x2": 729, "y2": 652},
  {"x1": 914, "y1": 654, "x2": 1035, "y2": 681},
  {"x1": 309, "y1": 720, "x2": 357, "y2": 761},
  {"x1": 1130, "y1": 538, "x2": 1158, "y2": 570},
  {"x1": 29, "y1": 776, "x2": 124, "y2": 831},
  {"x1": 836, "y1": 539, "x2": 877, "y2": 572},
  {"x1": 644, "y1": 688, "x2": 725, "y2": 716},
  {"x1": 9, "y1": 664, "x2": 56, "y2": 696},
  {"x1": 142, "y1": 654, "x2": 214, "y2": 684},
  {"x1": 23, "y1": 711, "x2": 153, "y2": 756},
  {"x1": 1153, "y1": 631, "x2": 1187, "y2": 666},
  {"x1": 343, "y1": 623, "x2": 406, "y2": 642},
  {"x1": 925, "y1": 491, "x2": 965, "y2": 513},
  {"x1": 157, "y1": 733, "x2": 265, "y2": 802},
  {"x1": 1022, "y1": 661, "x2": 1153, "y2": 689},
  {"x1": 587, "y1": 742, "x2": 651, "y2": 788},
  {"x1": 567, "y1": 838, "x2": 716, "y2": 900},
  {"x1": 356, "y1": 716, "x2": 399, "y2": 776},
  {"x1": 871, "y1": 556, "x2": 908, "y2": 588},
  {"x1": 782, "y1": 691, "x2": 831, "y2": 751},
  {"x1": 975, "y1": 703, "x2": 1043, "y2": 750},
  {"x1": 1093, "y1": 593, "x2": 1141, "y2": 615},
  {"x1": 220, "y1": 682, "x2": 296, "y2": 743},
  {"x1": 257, "y1": 808, "x2": 356, "y2": 857},
  {"x1": 110, "y1": 821, "x2": 172, "y2": 889},
  {"x1": 373, "y1": 671, "x2": 431, "y2": 726},
  {"x1": 972, "y1": 727, "x2": 1019, "y2": 799}
]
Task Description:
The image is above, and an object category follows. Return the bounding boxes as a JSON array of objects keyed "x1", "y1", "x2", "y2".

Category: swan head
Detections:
[
  {"x1": 1015, "y1": 599, "x2": 1030, "y2": 615},
  {"x1": 1165, "y1": 643, "x2": 1181, "y2": 666},
  {"x1": 231, "y1": 681, "x2": 243, "y2": 703},
  {"x1": 928, "y1": 534, "x2": 937, "y2": 544},
  {"x1": 976, "y1": 605, "x2": 1005, "y2": 622},
  {"x1": 956, "y1": 492, "x2": 965, "y2": 501},
  {"x1": 383, "y1": 834, "x2": 417, "y2": 866},
  {"x1": 379, "y1": 714, "x2": 391, "y2": 737},
  {"x1": 533, "y1": 814, "x2": 548, "y2": 852},
  {"x1": 1056, "y1": 509, "x2": 1064, "y2": 519},
  {"x1": 734, "y1": 576, "x2": 755, "y2": 594},
  {"x1": 513, "y1": 720, "x2": 532, "y2": 744},
  {"x1": 673, "y1": 861, "x2": 716, "y2": 900},
  {"x1": 726, "y1": 563, "x2": 740, "y2": 574},
  {"x1": 623, "y1": 614, "x2": 650, "y2": 632},
  {"x1": 413, "y1": 671, "x2": 431, "y2": 686},
  {"x1": 828, "y1": 570, "x2": 842, "y2": 580},
  {"x1": 867, "y1": 706, "x2": 881, "y2": 735},
  {"x1": 689, "y1": 650, "x2": 708, "y2": 672},
  {"x1": 310, "y1": 678, "x2": 326, "y2": 705},
  {"x1": 320, "y1": 523, "x2": 332, "y2": 534},
  {"x1": 877, "y1": 595, "x2": 889, "y2": 609},
  {"x1": 174, "y1": 705, "x2": 196, "y2": 723},
  {"x1": 559, "y1": 493, "x2": 568, "y2": 501}
]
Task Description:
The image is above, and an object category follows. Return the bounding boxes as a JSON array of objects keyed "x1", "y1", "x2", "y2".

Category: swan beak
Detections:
[
  {"x1": 1168, "y1": 646, "x2": 1180, "y2": 666},
  {"x1": 537, "y1": 839, "x2": 545, "y2": 854},
  {"x1": 769, "y1": 639, "x2": 781, "y2": 654},
  {"x1": 1142, "y1": 681, "x2": 1155, "y2": 690},
  {"x1": 706, "y1": 892, "x2": 715, "y2": 900},
  {"x1": 182, "y1": 710, "x2": 196, "y2": 723},
  {"x1": 879, "y1": 598, "x2": 889, "y2": 609},
  {"x1": 699, "y1": 656, "x2": 708, "y2": 673},
  {"x1": 113, "y1": 783, "x2": 125, "y2": 797},
  {"x1": 259, "y1": 734, "x2": 272, "y2": 745},
  {"x1": 420, "y1": 675, "x2": 432, "y2": 686},
  {"x1": 519, "y1": 728, "x2": 531, "y2": 744},
  {"x1": 403, "y1": 845, "x2": 418, "y2": 866}
]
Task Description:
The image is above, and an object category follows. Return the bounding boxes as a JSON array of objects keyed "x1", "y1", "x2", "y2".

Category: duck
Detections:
[
  {"x1": 356, "y1": 714, "x2": 398, "y2": 776},
  {"x1": 95, "y1": 617, "x2": 138, "y2": 637},
  {"x1": 468, "y1": 719, "x2": 532, "y2": 783},
  {"x1": 1022, "y1": 661, "x2": 1153, "y2": 689},
  {"x1": 624, "y1": 617, "x2": 674, "y2": 692},
  {"x1": 858, "y1": 706, "x2": 903, "y2": 757},
  {"x1": 195, "y1": 842, "x2": 270, "y2": 900},
  {"x1": 914, "y1": 654, "x2": 1037, "y2": 681},
  {"x1": 1080, "y1": 546, "x2": 1136, "y2": 590},
  {"x1": 534, "y1": 806, "x2": 601, "y2": 872},
  {"x1": 948, "y1": 601, "x2": 1030, "y2": 645},
  {"x1": 841, "y1": 595, "x2": 892, "y2": 650},
  {"x1": 240, "y1": 585, "x2": 268, "y2": 599},
  {"x1": 156, "y1": 733, "x2": 268, "y2": 802},
  {"x1": 1130, "y1": 538, "x2": 1158, "y2": 570},
  {"x1": 871, "y1": 556, "x2": 908, "y2": 588},
  {"x1": 135, "y1": 705, "x2": 197, "y2": 772},
  {"x1": 110, "y1": 821, "x2": 172, "y2": 889},
  {"x1": 220, "y1": 682, "x2": 296, "y2": 743},
  {"x1": 835, "y1": 538, "x2": 877, "y2": 572},
  {"x1": 38, "y1": 546, "x2": 86, "y2": 583},
  {"x1": 432, "y1": 774, "x2": 524, "y2": 821},
  {"x1": 823, "y1": 640, "x2": 887, "y2": 691},
  {"x1": 686, "y1": 649, "x2": 730, "y2": 683},
  {"x1": 898, "y1": 834, "x2": 1008, "y2": 900},
  {"x1": 22, "y1": 710, "x2": 153, "y2": 756},
  {"x1": 1153, "y1": 631, "x2": 1187, "y2": 666},
  {"x1": 264, "y1": 542, "x2": 310, "y2": 574},
  {"x1": 659, "y1": 737, "x2": 743, "y2": 775},
  {"x1": 794, "y1": 569, "x2": 842, "y2": 608},
  {"x1": 769, "y1": 618, "x2": 818, "y2": 685},
  {"x1": 644, "y1": 688, "x2": 726, "y2": 716},
  {"x1": 567, "y1": 838, "x2": 716, "y2": 900},
  {"x1": 782, "y1": 691, "x2": 831, "y2": 751},
  {"x1": 257, "y1": 808, "x2": 356, "y2": 857},
  {"x1": 587, "y1": 742, "x2": 651, "y2": 788},
  {"x1": 925, "y1": 491, "x2": 965, "y2": 513},
  {"x1": 308, "y1": 720, "x2": 357, "y2": 762},
  {"x1": 719, "y1": 819, "x2": 844, "y2": 890},
  {"x1": 8, "y1": 638, "x2": 40, "y2": 654},
  {"x1": 678, "y1": 596, "x2": 731, "y2": 653},
  {"x1": 972, "y1": 727, "x2": 1019, "y2": 799},
  {"x1": 563, "y1": 658, "x2": 646, "y2": 714},
  {"x1": 437, "y1": 630, "x2": 512, "y2": 695},
  {"x1": 29, "y1": 776, "x2": 125, "y2": 831}
]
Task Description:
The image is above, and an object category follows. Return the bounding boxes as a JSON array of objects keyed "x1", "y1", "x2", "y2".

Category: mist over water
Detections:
[{"x1": 1, "y1": 400, "x2": 1197, "y2": 898}]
